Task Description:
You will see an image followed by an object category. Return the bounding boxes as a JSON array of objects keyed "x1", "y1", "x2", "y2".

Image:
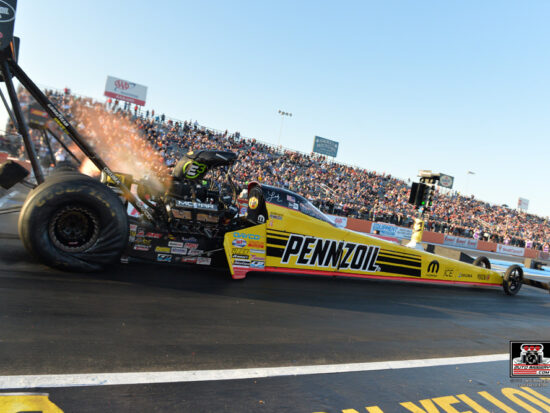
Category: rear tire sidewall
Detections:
[{"x1": 19, "y1": 174, "x2": 128, "y2": 272}]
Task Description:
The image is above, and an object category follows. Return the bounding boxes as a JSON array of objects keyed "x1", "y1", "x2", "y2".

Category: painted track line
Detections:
[{"x1": 0, "y1": 354, "x2": 509, "y2": 389}]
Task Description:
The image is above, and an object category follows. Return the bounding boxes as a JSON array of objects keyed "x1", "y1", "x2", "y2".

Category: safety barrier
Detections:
[{"x1": 345, "y1": 219, "x2": 544, "y2": 261}]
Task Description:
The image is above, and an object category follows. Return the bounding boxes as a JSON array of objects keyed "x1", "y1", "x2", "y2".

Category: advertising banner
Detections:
[
  {"x1": 104, "y1": 75, "x2": 147, "y2": 106},
  {"x1": 497, "y1": 244, "x2": 525, "y2": 257},
  {"x1": 444, "y1": 235, "x2": 478, "y2": 249},
  {"x1": 439, "y1": 173, "x2": 454, "y2": 189},
  {"x1": 313, "y1": 136, "x2": 339, "y2": 157},
  {"x1": 328, "y1": 215, "x2": 347, "y2": 228},
  {"x1": 371, "y1": 222, "x2": 412, "y2": 239},
  {"x1": 28, "y1": 103, "x2": 49, "y2": 129},
  {"x1": 517, "y1": 197, "x2": 529, "y2": 211}
]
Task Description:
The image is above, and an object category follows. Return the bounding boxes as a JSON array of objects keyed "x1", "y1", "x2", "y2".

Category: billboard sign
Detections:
[
  {"x1": 313, "y1": 136, "x2": 339, "y2": 157},
  {"x1": 104, "y1": 76, "x2": 147, "y2": 106},
  {"x1": 439, "y1": 173, "x2": 454, "y2": 189},
  {"x1": 28, "y1": 103, "x2": 49, "y2": 129},
  {"x1": 518, "y1": 197, "x2": 529, "y2": 211}
]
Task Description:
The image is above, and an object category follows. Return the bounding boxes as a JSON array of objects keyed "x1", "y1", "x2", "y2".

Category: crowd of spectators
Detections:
[{"x1": 2, "y1": 87, "x2": 549, "y2": 251}]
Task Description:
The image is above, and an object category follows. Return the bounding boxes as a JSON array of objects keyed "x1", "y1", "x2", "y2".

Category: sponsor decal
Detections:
[
  {"x1": 248, "y1": 241, "x2": 265, "y2": 249},
  {"x1": 257, "y1": 214, "x2": 265, "y2": 223},
  {"x1": 286, "y1": 195, "x2": 295, "y2": 202},
  {"x1": 197, "y1": 257, "x2": 212, "y2": 265},
  {"x1": 171, "y1": 247, "x2": 188, "y2": 255},
  {"x1": 232, "y1": 254, "x2": 250, "y2": 260},
  {"x1": 281, "y1": 234, "x2": 381, "y2": 272},
  {"x1": 249, "y1": 196, "x2": 259, "y2": 209},
  {"x1": 136, "y1": 230, "x2": 145, "y2": 237},
  {"x1": 232, "y1": 248, "x2": 249, "y2": 255},
  {"x1": 427, "y1": 260, "x2": 440, "y2": 274},
  {"x1": 250, "y1": 249, "x2": 265, "y2": 254},
  {"x1": 175, "y1": 200, "x2": 217, "y2": 211},
  {"x1": 133, "y1": 245, "x2": 150, "y2": 251},
  {"x1": 234, "y1": 259, "x2": 250, "y2": 266},
  {"x1": 157, "y1": 254, "x2": 172, "y2": 263},
  {"x1": 155, "y1": 246, "x2": 171, "y2": 253},
  {"x1": 182, "y1": 237, "x2": 198, "y2": 242},
  {"x1": 270, "y1": 214, "x2": 283, "y2": 220},
  {"x1": 182, "y1": 160, "x2": 207, "y2": 179},
  {"x1": 188, "y1": 249, "x2": 203, "y2": 255},
  {"x1": 251, "y1": 261, "x2": 265, "y2": 269},
  {"x1": 477, "y1": 273, "x2": 490, "y2": 281},
  {"x1": 129, "y1": 224, "x2": 138, "y2": 231},
  {"x1": 291, "y1": 202, "x2": 299, "y2": 210},
  {"x1": 233, "y1": 232, "x2": 261, "y2": 240},
  {"x1": 232, "y1": 239, "x2": 247, "y2": 248},
  {"x1": 184, "y1": 242, "x2": 199, "y2": 249},
  {"x1": 444, "y1": 267, "x2": 454, "y2": 277},
  {"x1": 511, "y1": 342, "x2": 550, "y2": 377},
  {"x1": 251, "y1": 255, "x2": 265, "y2": 261},
  {"x1": 0, "y1": 1, "x2": 15, "y2": 23},
  {"x1": 168, "y1": 241, "x2": 183, "y2": 248},
  {"x1": 145, "y1": 232, "x2": 163, "y2": 239},
  {"x1": 180, "y1": 257, "x2": 197, "y2": 264},
  {"x1": 458, "y1": 273, "x2": 472, "y2": 278},
  {"x1": 136, "y1": 238, "x2": 152, "y2": 245},
  {"x1": 0, "y1": 393, "x2": 64, "y2": 412}
]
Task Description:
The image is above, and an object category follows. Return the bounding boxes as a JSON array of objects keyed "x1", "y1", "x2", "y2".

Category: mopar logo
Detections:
[
  {"x1": 233, "y1": 232, "x2": 260, "y2": 240},
  {"x1": 427, "y1": 260, "x2": 440, "y2": 274}
]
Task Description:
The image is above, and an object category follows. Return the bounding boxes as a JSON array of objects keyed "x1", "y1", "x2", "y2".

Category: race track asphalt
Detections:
[{"x1": 0, "y1": 210, "x2": 549, "y2": 412}]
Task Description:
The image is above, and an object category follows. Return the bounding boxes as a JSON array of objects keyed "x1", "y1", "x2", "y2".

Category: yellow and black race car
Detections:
[
  {"x1": 9, "y1": 147, "x2": 545, "y2": 297},
  {"x1": 223, "y1": 182, "x2": 537, "y2": 296}
]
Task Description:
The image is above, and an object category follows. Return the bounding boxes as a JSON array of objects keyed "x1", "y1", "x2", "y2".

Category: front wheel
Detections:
[
  {"x1": 502, "y1": 265, "x2": 523, "y2": 296},
  {"x1": 18, "y1": 173, "x2": 128, "y2": 271}
]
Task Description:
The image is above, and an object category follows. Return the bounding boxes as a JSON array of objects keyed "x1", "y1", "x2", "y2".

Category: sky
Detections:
[{"x1": 5, "y1": 0, "x2": 550, "y2": 216}]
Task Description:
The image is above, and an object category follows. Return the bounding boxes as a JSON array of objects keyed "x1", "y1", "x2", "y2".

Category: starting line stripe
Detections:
[{"x1": 0, "y1": 354, "x2": 509, "y2": 389}]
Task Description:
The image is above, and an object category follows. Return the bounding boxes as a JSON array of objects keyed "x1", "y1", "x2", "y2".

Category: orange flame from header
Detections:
[{"x1": 73, "y1": 103, "x2": 171, "y2": 190}]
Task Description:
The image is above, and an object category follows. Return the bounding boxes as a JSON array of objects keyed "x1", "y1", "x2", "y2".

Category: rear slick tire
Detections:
[{"x1": 18, "y1": 173, "x2": 128, "y2": 272}]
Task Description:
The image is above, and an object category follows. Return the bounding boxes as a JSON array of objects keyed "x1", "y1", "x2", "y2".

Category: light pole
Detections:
[{"x1": 277, "y1": 110, "x2": 292, "y2": 146}]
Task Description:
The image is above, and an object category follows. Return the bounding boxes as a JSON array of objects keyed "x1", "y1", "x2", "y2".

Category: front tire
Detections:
[
  {"x1": 18, "y1": 173, "x2": 128, "y2": 271},
  {"x1": 502, "y1": 265, "x2": 523, "y2": 296},
  {"x1": 473, "y1": 255, "x2": 491, "y2": 269}
]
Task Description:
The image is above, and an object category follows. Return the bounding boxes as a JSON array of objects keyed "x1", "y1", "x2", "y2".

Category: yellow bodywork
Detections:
[{"x1": 224, "y1": 203, "x2": 503, "y2": 287}]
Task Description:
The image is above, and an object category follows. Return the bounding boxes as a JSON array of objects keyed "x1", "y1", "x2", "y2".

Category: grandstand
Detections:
[{"x1": 2, "y1": 86, "x2": 549, "y2": 253}]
